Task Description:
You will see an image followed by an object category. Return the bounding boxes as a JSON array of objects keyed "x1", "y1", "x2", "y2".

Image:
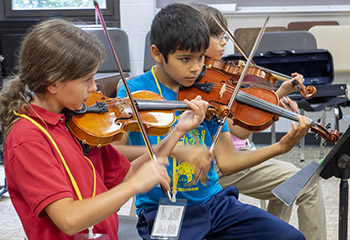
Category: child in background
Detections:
[
  {"x1": 116, "y1": 3, "x2": 310, "y2": 240},
  {"x1": 0, "y1": 18, "x2": 209, "y2": 240},
  {"x1": 191, "y1": 3, "x2": 326, "y2": 240}
]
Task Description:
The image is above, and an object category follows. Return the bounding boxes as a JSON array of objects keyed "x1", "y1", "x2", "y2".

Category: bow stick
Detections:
[
  {"x1": 195, "y1": 16, "x2": 270, "y2": 184},
  {"x1": 93, "y1": 1, "x2": 171, "y2": 199},
  {"x1": 209, "y1": 15, "x2": 269, "y2": 152}
]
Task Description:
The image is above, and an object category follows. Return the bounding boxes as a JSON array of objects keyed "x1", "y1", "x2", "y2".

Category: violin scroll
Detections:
[
  {"x1": 292, "y1": 80, "x2": 317, "y2": 99},
  {"x1": 311, "y1": 122, "x2": 340, "y2": 143}
]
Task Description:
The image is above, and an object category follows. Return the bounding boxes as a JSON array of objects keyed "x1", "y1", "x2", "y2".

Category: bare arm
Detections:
[
  {"x1": 215, "y1": 116, "x2": 310, "y2": 175},
  {"x1": 45, "y1": 159, "x2": 169, "y2": 235},
  {"x1": 44, "y1": 97, "x2": 209, "y2": 235},
  {"x1": 227, "y1": 119, "x2": 252, "y2": 140},
  {"x1": 275, "y1": 73, "x2": 304, "y2": 98}
]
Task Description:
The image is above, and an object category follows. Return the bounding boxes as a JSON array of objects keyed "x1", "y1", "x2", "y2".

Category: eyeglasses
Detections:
[{"x1": 215, "y1": 33, "x2": 229, "y2": 42}]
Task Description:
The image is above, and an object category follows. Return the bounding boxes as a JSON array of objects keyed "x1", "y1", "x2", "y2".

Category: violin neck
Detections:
[
  {"x1": 136, "y1": 100, "x2": 189, "y2": 111},
  {"x1": 252, "y1": 64, "x2": 291, "y2": 81},
  {"x1": 236, "y1": 91, "x2": 313, "y2": 124}
]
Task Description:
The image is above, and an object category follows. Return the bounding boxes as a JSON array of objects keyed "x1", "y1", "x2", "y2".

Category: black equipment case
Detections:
[{"x1": 222, "y1": 49, "x2": 334, "y2": 87}]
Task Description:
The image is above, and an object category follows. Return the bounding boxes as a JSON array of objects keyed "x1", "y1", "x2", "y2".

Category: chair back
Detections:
[
  {"x1": 233, "y1": 26, "x2": 287, "y2": 54},
  {"x1": 257, "y1": 31, "x2": 317, "y2": 54},
  {"x1": 144, "y1": 31, "x2": 156, "y2": 72},
  {"x1": 309, "y1": 25, "x2": 350, "y2": 73},
  {"x1": 287, "y1": 21, "x2": 339, "y2": 31},
  {"x1": 80, "y1": 26, "x2": 131, "y2": 73}
]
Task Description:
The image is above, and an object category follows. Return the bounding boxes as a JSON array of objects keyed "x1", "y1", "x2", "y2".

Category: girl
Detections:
[{"x1": 0, "y1": 19, "x2": 208, "y2": 239}]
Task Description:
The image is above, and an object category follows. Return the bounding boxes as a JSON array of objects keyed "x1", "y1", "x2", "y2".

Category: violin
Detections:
[
  {"x1": 205, "y1": 58, "x2": 277, "y2": 90},
  {"x1": 66, "y1": 90, "x2": 221, "y2": 147},
  {"x1": 178, "y1": 67, "x2": 339, "y2": 143},
  {"x1": 205, "y1": 57, "x2": 317, "y2": 99},
  {"x1": 67, "y1": 91, "x2": 181, "y2": 146}
]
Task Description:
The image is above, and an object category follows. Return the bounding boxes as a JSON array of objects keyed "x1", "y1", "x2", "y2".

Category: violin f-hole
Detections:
[{"x1": 115, "y1": 113, "x2": 133, "y2": 122}]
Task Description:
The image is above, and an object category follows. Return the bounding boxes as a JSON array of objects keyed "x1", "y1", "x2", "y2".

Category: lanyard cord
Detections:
[
  {"x1": 151, "y1": 67, "x2": 178, "y2": 198},
  {"x1": 13, "y1": 111, "x2": 96, "y2": 200}
]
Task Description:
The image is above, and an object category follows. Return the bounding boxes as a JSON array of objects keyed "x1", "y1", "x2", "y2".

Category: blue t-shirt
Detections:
[{"x1": 117, "y1": 70, "x2": 229, "y2": 214}]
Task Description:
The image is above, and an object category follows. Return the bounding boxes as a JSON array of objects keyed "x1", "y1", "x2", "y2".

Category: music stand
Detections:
[{"x1": 272, "y1": 125, "x2": 350, "y2": 240}]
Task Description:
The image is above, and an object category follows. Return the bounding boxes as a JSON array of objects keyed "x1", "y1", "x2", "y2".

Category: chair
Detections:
[
  {"x1": 309, "y1": 25, "x2": 350, "y2": 73},
  {"x1": 80, "y1": 26, "x2": 131, "y2": 97},
  {"x1": 144, "y1": 31, "x2": 156, "y2": 73},
  {"x1": 256, "y1": 31, "x2": 317, "y2": 53},
  {"x1": 80, "y1": 26, "x2": 131, "y2": 73},
  {"x1": 233, "y1": 26, "x2": 287, "y2": 54},
  {"x1": 118, "y1": 215, "x2": 142, "y2": 239},
  {"x1": 287, "y1": 21, "x2": 339, "y2": 31}
]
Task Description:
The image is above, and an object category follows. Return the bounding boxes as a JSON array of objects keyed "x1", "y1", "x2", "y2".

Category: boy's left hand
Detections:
[{"x1": 176, "y1": 95, "x2": 208, "y2": 135}]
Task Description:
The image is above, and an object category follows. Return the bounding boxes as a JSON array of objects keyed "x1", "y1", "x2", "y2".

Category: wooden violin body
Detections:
[
  {"x1": 179, "y1": 67, "x2": 279, "y2": 131},
  {"x1": 178, "y1": 67, "x2": 339, "y2": 143},
  {"x1": 67, "y1": 91, "x2": 176, "y2": 146},
  {"x1": 205, "y1": 58, "x2": 277, "y2": 90},
  {"x1": 205, "y1": 58, "x2": 317, "y2": 99}
]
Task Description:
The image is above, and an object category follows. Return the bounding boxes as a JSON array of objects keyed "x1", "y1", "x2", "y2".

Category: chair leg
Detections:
[
  {"x1": 0, "y1": 178, "x2": 7, "y2": 197},
  {"x1": 129, "y1": 196, "x2": 137, "y2": 217},
  {"x1": 271, "y1": 122, "x2": 276, "y2": 144},
  {"x1": 300, "y1": 109, "x2": 305, "y2": 162},
  {"x1": 260, "y1": 199, "x2": 267, "y2": 210}
]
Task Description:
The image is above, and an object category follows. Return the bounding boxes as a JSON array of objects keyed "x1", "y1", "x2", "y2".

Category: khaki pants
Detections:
[{"x1": 217, "y1": 159, "x2": 326, "y2": 240}]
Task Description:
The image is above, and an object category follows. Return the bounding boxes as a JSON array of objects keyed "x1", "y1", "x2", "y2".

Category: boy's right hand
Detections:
[
  {"x1": 131, "y1": 157, "x2": 170, "y2": 194},
  {"x1": 173, "y1": 145, "x2": 213, "y2": 180}
]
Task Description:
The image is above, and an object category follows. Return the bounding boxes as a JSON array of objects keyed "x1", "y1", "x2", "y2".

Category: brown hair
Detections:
[
  {"x1": 0, "y1": 19, "x2": 105, "y2": 138},
  {"x1": 190, "y1": 3, "x2": 228, "y2": 36}
]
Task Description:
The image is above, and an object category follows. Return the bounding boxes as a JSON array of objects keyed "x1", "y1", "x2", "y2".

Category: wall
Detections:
[{"x1": 120, "y1": 1, "x2": 350, "y2": 138}]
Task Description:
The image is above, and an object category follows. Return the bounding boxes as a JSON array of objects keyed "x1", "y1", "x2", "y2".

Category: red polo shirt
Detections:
[{"x1": 5, "y1": 105, "x2": 130, "y2": 239}]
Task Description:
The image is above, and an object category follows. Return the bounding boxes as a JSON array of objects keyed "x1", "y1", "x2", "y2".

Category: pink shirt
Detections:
[
  {"x1": 5, "y1": 105, "x2": 130, "y2": 239},
  {"x1": 231, "y1": 133, "x2": 247, "y2": 151}
]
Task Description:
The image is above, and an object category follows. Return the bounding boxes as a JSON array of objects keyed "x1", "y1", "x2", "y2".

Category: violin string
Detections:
[
  {"x1": 208, "y1": 83, "x2": 316, "y2": 125},
  {"x1": 209, "y1": 16, "x2": 270, "y2": 153}
]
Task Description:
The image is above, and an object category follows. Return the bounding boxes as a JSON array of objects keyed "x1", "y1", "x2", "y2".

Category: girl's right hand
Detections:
[{"x1": 131, "y1": 157, "x2": 170, "y2": 194}]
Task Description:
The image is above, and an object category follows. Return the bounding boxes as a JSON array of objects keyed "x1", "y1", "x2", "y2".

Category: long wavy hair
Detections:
[{"x1": 0, "y1": 19, "x2": 105, "y2": 139}]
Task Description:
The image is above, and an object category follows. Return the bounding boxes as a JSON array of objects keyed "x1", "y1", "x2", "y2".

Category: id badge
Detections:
[
  {"x1": 74, "y1": 233, "x2": 109, "y2": 239},
  {"x1": 74, "y1": 227, "x2": 109, "y2": 240},
  {"x1": 150, "y1": 198, "x2": 187, "y2": 240}
]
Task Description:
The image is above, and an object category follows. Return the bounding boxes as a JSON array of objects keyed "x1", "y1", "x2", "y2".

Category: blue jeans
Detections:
[{"x1": 137, "y1": 186, "x2": 305, "y2": 240}]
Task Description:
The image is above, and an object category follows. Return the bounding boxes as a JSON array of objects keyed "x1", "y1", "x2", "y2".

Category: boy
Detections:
[
  {"x1": 116, "y1": 3, "x2": 309, "y2": 239},
  {"x1": 191, "y1": 3, "x2": 327, "y2": 240}
]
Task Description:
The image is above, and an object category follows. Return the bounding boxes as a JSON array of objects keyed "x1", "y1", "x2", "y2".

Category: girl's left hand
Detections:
[{"x1": 280, "y1": 72, "x2": 305, "y2": 94}]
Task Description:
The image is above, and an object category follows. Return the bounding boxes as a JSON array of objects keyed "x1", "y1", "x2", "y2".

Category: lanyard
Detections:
[
  {"x1": 14, "y1": 111, "x2": 96, "y2": 234},
  {"x1": 151, "y1": 67, "x2": 178, "y2": 201}
]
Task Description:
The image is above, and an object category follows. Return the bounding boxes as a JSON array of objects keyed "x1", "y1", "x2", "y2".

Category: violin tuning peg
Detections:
[
  {"x1": 322, "y1": 140, "x2": 328, "y2": 147},
  {"x1": 326, "y1": 123, "x2": 332, "y2": 129},
  {"x1": 317, "y1": 118, "x2": 321, "y2": 123},
  {"x1": 314, "y1": 133, "x2": 320, "y2": 141}
]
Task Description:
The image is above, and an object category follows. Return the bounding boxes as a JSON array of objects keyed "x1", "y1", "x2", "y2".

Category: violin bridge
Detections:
[
  {"x1": 219, "y1": 83, "x2": 226, "y2": 99},
  {"x1": 116, "y1": 97, "x2": 124, "y2": 113}
]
